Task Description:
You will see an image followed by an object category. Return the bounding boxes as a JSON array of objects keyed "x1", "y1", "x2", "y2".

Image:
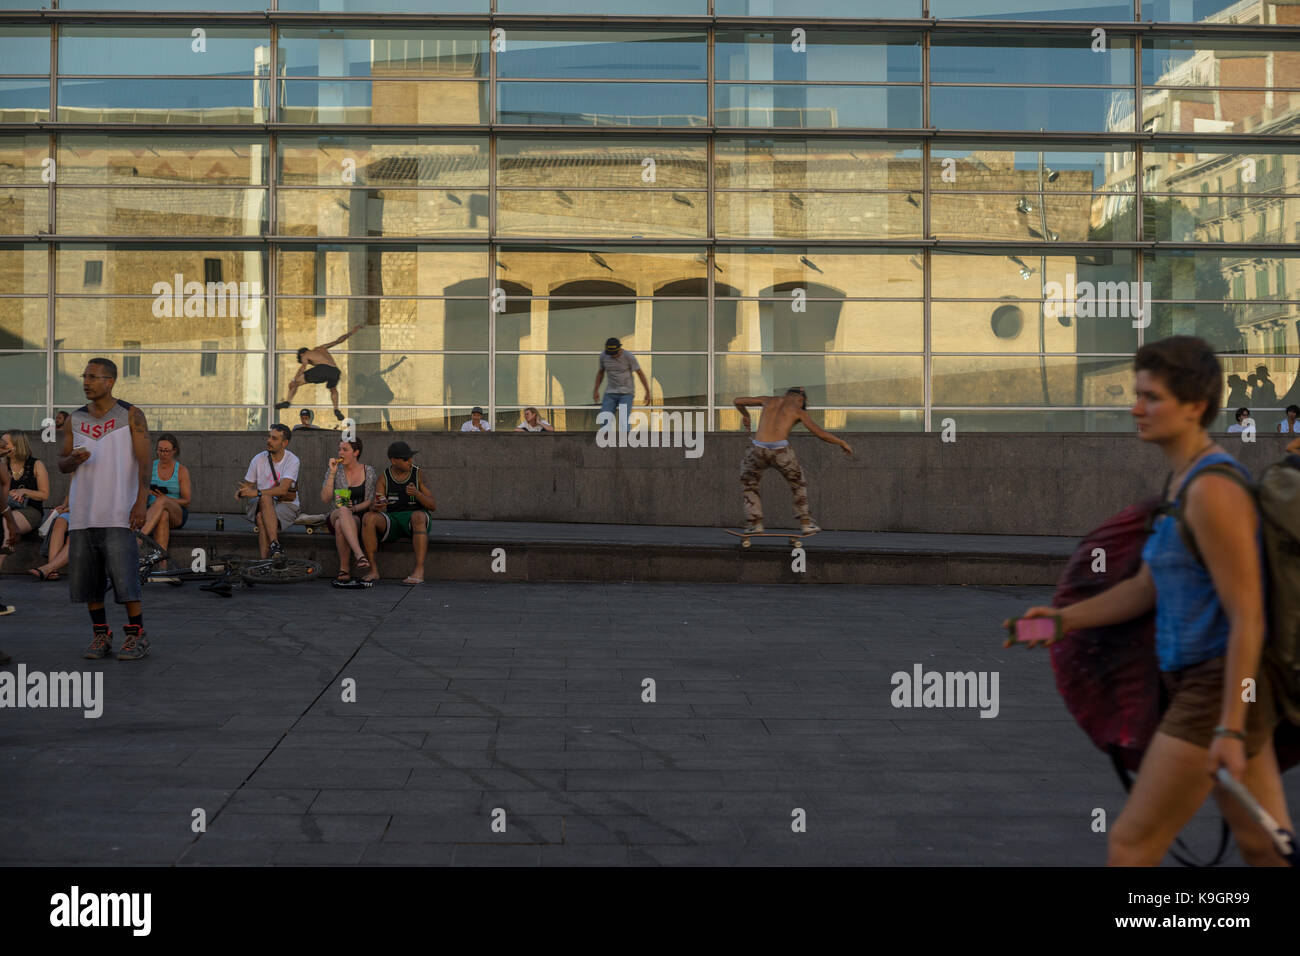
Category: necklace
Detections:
[{"x1": 1168, "y1": 439, "x2": 1217, "y2": 497}]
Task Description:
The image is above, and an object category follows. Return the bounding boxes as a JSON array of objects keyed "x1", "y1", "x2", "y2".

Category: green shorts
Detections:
[{"x1": 380, "y1": 509, "x2": 432, "y2": 543}]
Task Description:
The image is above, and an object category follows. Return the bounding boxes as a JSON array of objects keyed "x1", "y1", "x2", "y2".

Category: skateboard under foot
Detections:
[
  {"x1": 724, "y1": 529, "x2": 821, "y2": 549},
  {"x1": 295, "y1": 514, "x2": 328, "y2": 534}
]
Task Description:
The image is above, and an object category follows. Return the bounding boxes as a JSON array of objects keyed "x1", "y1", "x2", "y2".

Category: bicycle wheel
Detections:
[
  {"x1": 134, "y1": 531, "x2": 170, "y2": 584},
  {"x1": 239, "y1": 556, "x2": 321, "y2": 586}
]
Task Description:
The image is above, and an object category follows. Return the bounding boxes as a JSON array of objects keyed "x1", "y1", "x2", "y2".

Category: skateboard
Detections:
[
  {"x1": 295, "y1": 513, "x2": 328, "y2": 534},
  {"x1": 724, "y1": 529, "x2": 820, "y2": 549}
]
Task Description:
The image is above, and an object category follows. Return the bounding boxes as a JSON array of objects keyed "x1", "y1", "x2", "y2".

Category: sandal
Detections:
[
  {"x1": 335, "y1": 570, "x2": 352, "y2": 584},
  {"x1": 354, "y1": 554, "x2": 371, "y2": 571},
  {"x1": 28, "y1": 568, "x2": 47, "y2": 581}
]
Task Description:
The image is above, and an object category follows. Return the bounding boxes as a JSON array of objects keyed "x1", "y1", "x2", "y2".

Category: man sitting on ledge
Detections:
[{"x1": 358, "y1": 441, "x2": 436, "y2": 587}]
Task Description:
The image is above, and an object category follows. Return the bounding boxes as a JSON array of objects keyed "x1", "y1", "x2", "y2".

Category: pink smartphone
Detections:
[{"x1": 1011, "y1": 617, "x2": 1057, "y2": 643}]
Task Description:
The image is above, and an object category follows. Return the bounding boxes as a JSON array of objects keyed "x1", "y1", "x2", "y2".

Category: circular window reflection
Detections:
[{"x1": 990, "y1": 304, "x2": 1024, "y2": 339}]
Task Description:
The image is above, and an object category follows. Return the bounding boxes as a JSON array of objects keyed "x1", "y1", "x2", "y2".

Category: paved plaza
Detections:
[{"x1": 2, "y1": 576, "x2": 1293, "y2": 866}]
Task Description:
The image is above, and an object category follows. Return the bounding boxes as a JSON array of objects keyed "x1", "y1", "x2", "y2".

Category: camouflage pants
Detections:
[{"x1": 740, "y1": 443, "x2": 811, "y2": 526}]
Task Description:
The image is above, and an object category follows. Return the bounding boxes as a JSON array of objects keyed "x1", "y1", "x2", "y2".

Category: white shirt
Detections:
[
  {"x1": 515, "y1": 419, "x2": 552, "y2": 432},
  {"x1": 69, "y1": 400, "x2": 138, "y2": 531},
  {"x1": 244, "y1": 449, "x2": 301, "y2": 490},
  {"x1": 461, "y1": 420, "x2": 493, "y2": 432}
]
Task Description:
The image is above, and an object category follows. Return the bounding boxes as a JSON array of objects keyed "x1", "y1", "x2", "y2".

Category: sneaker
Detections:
[
  {"x1": 333, "y1": 408, "x2": 345, "y2": 421},
  {"x1": 83, "y1": 625, "x2": 113, "y2": 660},
  {"x1": 274, "y1": 400, "x2": 291, "y2": 409},
  {"x1": 743, "y1": 523, "x2": 764, "y2": 534},
  {"x1": 800, "y1": 522, "x2": 822, "y2": 534},
  {"x1": 268, "y1": 541, "x2": 287, "y2": 569},
  {"x1": 118, "y1": 625, "x2": 149, "y2": 662}
]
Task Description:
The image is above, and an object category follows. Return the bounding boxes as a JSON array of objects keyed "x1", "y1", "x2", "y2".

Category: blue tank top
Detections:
[
  {"x1": 1140, "y1": 452, "x2": 1262, "y2": 672},
  {"x1": 147, "y1": 459, "x2": 181, "y2": 507}
]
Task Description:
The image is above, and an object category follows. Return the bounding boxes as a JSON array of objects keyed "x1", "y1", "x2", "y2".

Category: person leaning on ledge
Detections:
[{"x1": 461, "y1": 406, "x2": 493, "y2": 432}]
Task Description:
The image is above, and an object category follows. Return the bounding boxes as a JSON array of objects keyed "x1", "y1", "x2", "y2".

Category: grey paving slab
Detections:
[{"x1": 3, "y1": 575, "x2": 1298, "y2": 868}]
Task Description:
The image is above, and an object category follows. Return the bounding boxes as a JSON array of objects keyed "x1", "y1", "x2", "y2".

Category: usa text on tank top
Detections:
[
  {"x1": 69, "y1": 400, "x2": 137, "y2": 531},
  {"x1": 385, "y1": 465, "x2": 419, "y2": 512}
]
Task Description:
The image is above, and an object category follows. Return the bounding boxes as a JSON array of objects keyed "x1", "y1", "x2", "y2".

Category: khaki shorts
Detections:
[{"x1": 1158, "y1": 655, "x2": 1278, "y2": 758}]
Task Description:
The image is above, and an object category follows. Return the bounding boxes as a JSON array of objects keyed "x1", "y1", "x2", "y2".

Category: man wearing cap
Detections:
[
  {"x1": 358, "y1": 441, "x2": 436, "y2": 586},
  {"x1": 293, "y1": 408, "x2": 320, "y2": 431},
  {"x1": 460, "y1": 406, "x2": 493, "y2": 432},
  {"x1": 593, "y1": 338, "x2": 650, "y2": 431}
]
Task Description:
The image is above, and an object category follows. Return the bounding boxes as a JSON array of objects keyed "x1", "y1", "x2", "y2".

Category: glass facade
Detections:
[{"x1": 2, "y1": 1, "x2": 1299, "y2": 431}]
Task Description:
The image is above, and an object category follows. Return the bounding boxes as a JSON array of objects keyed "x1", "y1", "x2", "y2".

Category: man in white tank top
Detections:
[{"x1": 58, "y1": 358, "x2": 154, "y2": 662}]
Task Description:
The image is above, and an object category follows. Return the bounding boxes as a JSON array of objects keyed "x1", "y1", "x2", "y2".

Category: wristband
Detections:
[{"x1": 1212, "y1": 726, "x2": 1246, "y2": 742}]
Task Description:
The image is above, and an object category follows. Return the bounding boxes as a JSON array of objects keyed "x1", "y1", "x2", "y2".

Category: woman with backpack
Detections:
[{"x1": 1006, "y1": 336, "x2": 1292, "y2": 866}]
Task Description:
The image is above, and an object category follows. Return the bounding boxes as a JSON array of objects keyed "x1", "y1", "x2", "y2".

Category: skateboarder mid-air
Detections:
[
  {"x1": 276, "y1": 325, "x2": 363, "y2": 421},
  {"x1": 733, "y1": 387, "x2": 853, "y2": 535}
]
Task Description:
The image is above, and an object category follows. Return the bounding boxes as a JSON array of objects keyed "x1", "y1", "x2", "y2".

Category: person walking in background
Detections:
[
  {"x1": 1227, "y1": 407, "x2": 1251, "y2": 435},
  {"x1": 276, "y1": 324, "x2": 362, "y2": 421},
  {"x1": 236, "y1": 424, "x2": 300, "y2": 567},
  {"x1": 461, "y1": 406, "x2": 493, "y2": 432},
  {"x1": 139, "y1": 433, "x2": 190, "y2": 555},
  {"x1": 1276, "y1": 405, "x2": 1300, "y2": 435},
  {"x1": 732, "y1": 387, "x2": 854, "y2": 535},
  {"x1": 0, "y1": 429, "x2": 49, "y2": 552},
  {"x1": 60, "y1": 358, "x2": 153, "y2": 662},
  {"x1": 593, "y1": 337, "x2": 651, "y2": 430},
  {"x1": 321, "y1": 438, "x2": 376, "y2": 587},
  {"x1": 1006, "y1": 336, "x2": 1291, "y2": 866},
  {"x1": 515, "y1": 407, "x2": 553, "y2": 432}
]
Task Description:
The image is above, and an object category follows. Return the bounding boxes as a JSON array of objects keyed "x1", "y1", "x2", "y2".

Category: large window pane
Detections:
[
  {"x1": 931, "y1": 355, "x2": 1134, "y2": 406},
  {"x1": 931, "y1": 193, "x2": 1117, "y2": 242},
  {"x1": 0, "y1": 79, "x2": 50, "y2": 122},
  {"x1": 497, "y1": 298, "x2": 708, "y2": 352},
  {"x1": 497, "y1": 82, "x2": 707, "y2": 126},
  {"x1": 931, "y1": 299, "x2": 1138, "y2": 355},
  {"x1": 59, "y1": 135, "x2": 268, "y2": 185},
  {"x1": 931, "y1": 87, "x2": 1135, "y2": 133},
  {"x1": 0, "y1": 298, "x2": 46, "y2": 349},
  {"x1": 1146, "y1": 250, "x2": 1300, "y2": 303},
  {"x1": 715, "y1": 355, "x2": 922, "y2": 406},
  {"x1": 280, "y1": 79, "x2": 487, "y2": 125},
  {"x1": 0, "y1": 245, "x2": 47, "y2": 294},
  {"x1": 930, "y1": 0, "x2": 1134, "y2": 17},
  {"x1": 280, "y1": 0, "x2": 483, "y2": 9},
  {"x1": 500, "y1": 353, "x2": 706, "y2": 406},
  {"x1": 497, "y1": 31, "x2": 706, "y2": 80},
  {"x1": 497, "y1": 190, "x2": 706, "y2": 239},
  {"x1": 1145, "y1": 37, "x2": 1300, "y2": 87},
  {"x1": 716, "y1": 192, "x2": 921, "y2": 239},
  {"x1": 58, "y1": 27, "x2": 267, "y2": 76},
  {"x1": 500, "y1": 0, "x2": 702, "y2": 11},
  {"x1": 932, "y1": 249, "x2": 1137, "y2": 299},
  {"x1": 0, "y1": 352, "x2": 45, "y2": 403},
  {"x1": 717, "y1": 0, "x2": 917, "y2": 13},
  {"x1": 716, "y1": 138, "x2": 922, "y2": 190},
  {"x1": 716, "y1": 85, "x2": 922, "y2": 129},
  {"x1": 279, "y1": 189, "x2": 488, "y2": 237},
  {"x1": 498, "y1": 137, "x2": 706, "y2": 189},
  {"x1": 715, "y1": 247, "x2": 922, "y2": 298},
  {"x1": 276, "y1": 352, "x2": 487, "y2": 407},
  {"x1": 0, "y1": 27, "x2": 50, "y2": 73},
  {"x1": 55, "y1": 352, "x2": 266, "y2": 407},
  {"x1": 58, "y1": 189, "x2": 267, "y2": 237},
  {"x1": 1145, "y1": 144, "x2": 1297, "y2": 194},
  {"x1": 496, "y1": 247, "x2": 705, "y2": 297},
  {"x1": 931, "y1": 142, "x2": 1135, "y2": 193},
  {"x1": 717, "y1": 300, "x2": 923, "y2": 352},
  {"x1": 279, "y1": 29, "x2": 484, "y2": 78},
  {"x1": 56, "y1": 245, "x2": 267, "y2": 295},
  {"x1": 1143, "y1": 195, "x2": 1300, "y2": 244},
  {"x1": 0, "y1": 188, "x2": 47, "y2": 235},
  {"x1": 931, "y1": 33, "x2": 1134, "y2": 86},
  {"x1": 0, "y1": 135, "x2": 48, "y2": 186},
  {"x1": 716, "y1": 32, "x2": 921, "y2": 83},
  {"x1": 278, "y1": 136, "x2": 487, "y2": 187},
  {"x1": 277, "y1": 245, "x2": 487, "y2": 297},
  {"x1": 57, "y1": 297, "x2": 265, "y2": 350},
  {"x1": 58, "y1": 79, "x2": 269, "y2": 124},
  {"x1": 1143, "y1": 0, "x2": 1259, "y2": 20},
  {"x1": 278, "y1": 297, "x2": 489, "y2": 352}
]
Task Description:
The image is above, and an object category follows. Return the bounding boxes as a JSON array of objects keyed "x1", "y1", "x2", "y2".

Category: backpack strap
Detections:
[{"x1": 1161, "y1": 462, "x2": 1255, "y2": 567}]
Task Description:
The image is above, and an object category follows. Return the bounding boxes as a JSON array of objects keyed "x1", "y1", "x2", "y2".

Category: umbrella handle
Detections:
[{"x1": 1213, "y1": 768, "x2": 1299, "y2": 865}]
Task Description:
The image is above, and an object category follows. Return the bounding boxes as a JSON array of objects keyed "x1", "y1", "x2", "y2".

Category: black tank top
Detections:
[
  {"x1": 385, "y1": 465, "x2": 419, "y2": 512},
  {"x1": 9, "y1": 458, "x2": 41, "y2": 515}
]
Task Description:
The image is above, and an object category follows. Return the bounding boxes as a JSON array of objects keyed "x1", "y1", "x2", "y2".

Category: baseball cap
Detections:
[
  {"x1": 471, "y1": 406, "x2": 484, "y2": 415},
  {"x1": 604, "y1": 337, "x2": 622, "y2": 354},
  {"x1": 299, "y1": 408, "x2": 313, "y2": 418},
  {"x1": 386, "y1": 440, "x2": 418, "y2": 459}
]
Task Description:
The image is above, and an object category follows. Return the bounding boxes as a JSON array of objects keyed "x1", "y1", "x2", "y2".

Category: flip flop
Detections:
[
  {"x1": 28, "y1": 569, "x2": 46, "y2": 581},
  {"x1": 402, "y1": 577, "x2": 424, "y2": 586},
  {"x1": 335, "y1": 571, "x2": 352, "y2": 584},
  {"x1": 354, "y1": 555, "x2": 371, "y2": 571}
]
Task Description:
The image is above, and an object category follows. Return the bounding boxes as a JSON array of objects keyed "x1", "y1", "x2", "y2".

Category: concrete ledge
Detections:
[{"x1": 4, "y1": 516, "x2": 1076, "y2": 587}]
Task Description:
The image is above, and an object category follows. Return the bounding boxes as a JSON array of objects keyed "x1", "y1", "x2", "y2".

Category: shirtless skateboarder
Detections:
[
  {"x1": 276, "y1": 324, "x2": 363, "y2": 421},
  {"x1": 732, "y1": 387, "x2": 853, "y2": 534}
]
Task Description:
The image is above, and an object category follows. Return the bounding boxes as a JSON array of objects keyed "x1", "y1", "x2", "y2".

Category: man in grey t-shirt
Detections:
[{"x1": 593, "y1": 337, "x2": 651, "y2": 431}]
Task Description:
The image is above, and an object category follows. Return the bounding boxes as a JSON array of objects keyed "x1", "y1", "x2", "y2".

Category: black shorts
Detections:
[{"x1": 304, "y1": 364, "x2": 341, "y2": 389}]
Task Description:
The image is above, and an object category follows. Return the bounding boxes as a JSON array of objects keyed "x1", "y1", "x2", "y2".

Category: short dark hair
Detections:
[
  {"x1": 343, "y1": 438, "x2": 363, "y2": 456},
  {"x1": 88, "y1": 357, "x2": 118, "y2": 379},
  {"x1": 156, "y1": 432, "x2": 180, "y2": 456},
  {"x1": 270, "y1": 423, "x2": 292, "y2": 441},
  {"x1": 1289, "y1": 406, "x2": 1300, "y2": 416},
  {"x1": 1236, "y1": 407, "x2": 1251, "y2": 421},
  {"x1": 297, "y1": 347, "x2": 309, "y2": 360},
  {"x1": 1133, "y1": 336, "x2": 1221, "y2": 428}
]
